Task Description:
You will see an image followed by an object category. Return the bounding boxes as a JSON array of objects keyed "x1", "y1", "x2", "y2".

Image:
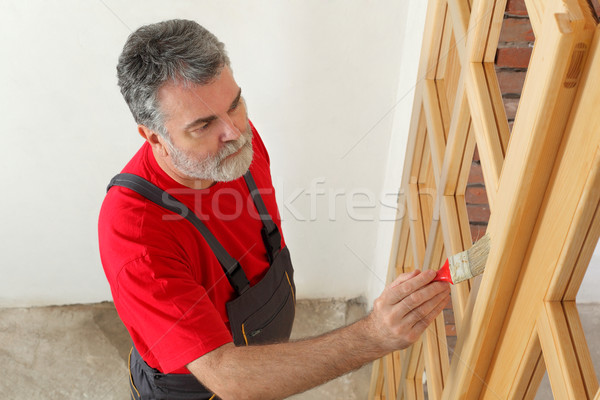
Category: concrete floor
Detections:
[
  {"x1": 0, "y1": 299, "x2": 371, "y2": 400},
  {"x1": 0, "y1": 301, "x2": 598, "y2": 399}
]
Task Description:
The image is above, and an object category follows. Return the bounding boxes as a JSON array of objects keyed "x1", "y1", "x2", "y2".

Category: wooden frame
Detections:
[{"x1": 369, "y1": 1, "x2": 600, "y2": 399}]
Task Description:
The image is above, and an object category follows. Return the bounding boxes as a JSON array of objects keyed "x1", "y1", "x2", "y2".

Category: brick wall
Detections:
[{"x1": 465, "y1": 0, "x2": 533, "y2": 241}]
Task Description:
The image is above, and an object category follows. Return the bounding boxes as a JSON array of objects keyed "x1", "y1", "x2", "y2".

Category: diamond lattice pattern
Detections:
[{"x1": 368, "y1": 1, "x2": 600, "y2": 399}]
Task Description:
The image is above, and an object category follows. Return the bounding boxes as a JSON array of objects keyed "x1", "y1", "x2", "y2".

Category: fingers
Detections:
[
  {"x1": 387, "y1": 269, "x2": 438, "y2": 305},
  {"x1": 369, "y1": 270, "x2": 451, "y2": 352},
  {"x1": 389, "y1": 280, "x2": 449, "y2": 324},
  {"x1": 403, "y1": 286, "x2": 451, "y2": 330},
  {"x1": 390, "y1": 269, "x2": 420, "y2": 288}
]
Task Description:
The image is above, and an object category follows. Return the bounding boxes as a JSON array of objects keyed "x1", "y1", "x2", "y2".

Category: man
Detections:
[{"x1": 99, "y1": 19, "x2": 450, "y2": 400}]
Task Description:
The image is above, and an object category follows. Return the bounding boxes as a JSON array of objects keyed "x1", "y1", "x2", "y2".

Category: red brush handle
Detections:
[{"x1": 433, "y1": 259, "x2": 453, "y2": 284}]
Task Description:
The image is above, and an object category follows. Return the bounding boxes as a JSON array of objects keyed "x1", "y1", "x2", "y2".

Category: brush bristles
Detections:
[
  {"x1": 466, "y1": 233, "x2": 490, "y2": 276},
  {"x1": 448, "y1": 233, "x2": 490, "y2": 283}
]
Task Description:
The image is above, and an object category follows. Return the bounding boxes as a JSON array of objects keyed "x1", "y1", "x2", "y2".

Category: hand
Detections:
[{"x1": 367, "y1": 269, "x2": 451, "y2": 352}]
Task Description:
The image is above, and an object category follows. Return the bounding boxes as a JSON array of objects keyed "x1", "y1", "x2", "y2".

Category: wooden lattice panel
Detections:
[{"x1": 369, "y1": 0, "x2": 600, "y2": 399}]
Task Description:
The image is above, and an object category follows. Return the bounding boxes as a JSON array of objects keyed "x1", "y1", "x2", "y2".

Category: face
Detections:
[{"x1": 155, "y1": 66, "x2": 253, "y2": 184}]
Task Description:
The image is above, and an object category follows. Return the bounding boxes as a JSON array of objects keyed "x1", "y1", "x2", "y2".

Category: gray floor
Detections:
[
  {"x1": 0, "y1": 299, "x2": 371, "y2": 400},
  {"x1": 0, "y1": 301, "x2": 598, "y2": 399}
]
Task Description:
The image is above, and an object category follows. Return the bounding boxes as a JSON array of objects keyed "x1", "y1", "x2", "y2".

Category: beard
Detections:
[{"x1": 166, "y1": 123, "x2": 254, "y2": 182}]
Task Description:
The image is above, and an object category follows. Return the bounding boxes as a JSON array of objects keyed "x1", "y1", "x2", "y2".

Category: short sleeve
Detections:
[{"x1": 115, "y1": 252, "x2": 233, "y2": 373}]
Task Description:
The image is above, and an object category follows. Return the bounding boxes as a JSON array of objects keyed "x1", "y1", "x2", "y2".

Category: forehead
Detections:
[{"x1": 157, "y1": 66, "x2": 239, "y2": 125}]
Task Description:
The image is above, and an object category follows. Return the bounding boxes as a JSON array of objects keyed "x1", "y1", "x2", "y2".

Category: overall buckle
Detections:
[{"x1": 261, "y1": 226, "x2": 281, "y2": 264}]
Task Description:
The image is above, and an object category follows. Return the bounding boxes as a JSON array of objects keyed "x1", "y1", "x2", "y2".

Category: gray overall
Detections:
[{"x1": 107, "y1": 171, "x2": 296, "y2": 400}]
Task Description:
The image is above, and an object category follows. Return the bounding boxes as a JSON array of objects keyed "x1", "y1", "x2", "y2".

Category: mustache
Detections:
[{"x1": 217, "y1": 126, "x2": 252, "y2": 160}]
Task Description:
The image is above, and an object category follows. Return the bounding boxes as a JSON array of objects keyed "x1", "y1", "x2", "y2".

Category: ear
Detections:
[{"x1": 138, "y1": 125, "x2": 169, "y2": 157}]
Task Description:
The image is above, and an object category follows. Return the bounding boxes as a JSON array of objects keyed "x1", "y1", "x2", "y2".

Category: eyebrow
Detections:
[{"x1": 183, "y1": 88, "x2": 242, "y2": 132}]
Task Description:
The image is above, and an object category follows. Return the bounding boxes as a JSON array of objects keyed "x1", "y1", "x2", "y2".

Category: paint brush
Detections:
[{"x1": 433, "y1": 233, "x2": 490, "y2": 284}]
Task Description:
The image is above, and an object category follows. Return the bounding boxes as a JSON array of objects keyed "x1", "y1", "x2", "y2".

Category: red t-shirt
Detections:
[{"x1": 98, "y1": 122, "x2": 284, "y2": 374}]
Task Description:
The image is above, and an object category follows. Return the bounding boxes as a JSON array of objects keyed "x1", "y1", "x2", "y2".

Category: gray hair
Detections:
[{"x1": 116, "y1": 19, "x2": 230, "y2": 138}]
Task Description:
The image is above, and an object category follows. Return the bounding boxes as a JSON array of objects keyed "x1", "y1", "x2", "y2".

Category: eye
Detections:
[
  {"x1": 229, "y1": 97, "x2": 242, "y2": 113},
  {"x1": 192, "y1": 122, "x2": 210, "y2": 135}
]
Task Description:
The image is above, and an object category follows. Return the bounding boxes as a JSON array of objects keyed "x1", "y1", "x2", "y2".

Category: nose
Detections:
[{"x1": 219, "y1": 115, "x2": 242, "y2": 142}]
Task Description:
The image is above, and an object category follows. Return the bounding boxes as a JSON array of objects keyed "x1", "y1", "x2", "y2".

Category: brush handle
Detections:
[{"x1": 433, "y1": 259, "x2": 453, "y2": 284}]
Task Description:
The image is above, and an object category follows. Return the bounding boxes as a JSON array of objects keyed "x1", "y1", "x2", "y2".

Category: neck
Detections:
[{"x1": 151, "y1": 146, "x2": 215, "y2": 190}]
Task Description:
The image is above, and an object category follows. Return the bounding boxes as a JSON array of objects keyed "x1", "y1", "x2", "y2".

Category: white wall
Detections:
[
  {"x1": 366, "y1": 0, "x2": 428, "y2": 306},
  {"x1": 577, "y1": 246, "x2": 600, "y2": 303},
  {"x1": 0, "y1": 0, "x2": 414, "y2": 306}
]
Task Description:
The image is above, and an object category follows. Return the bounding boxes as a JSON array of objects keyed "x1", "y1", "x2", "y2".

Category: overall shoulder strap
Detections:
[
  {"x1": 107, "y1": 173, "x2": 250, "y2": 295},
  {"x1": 243, "y1": 171, "x2": 282, "y2": 263}
]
